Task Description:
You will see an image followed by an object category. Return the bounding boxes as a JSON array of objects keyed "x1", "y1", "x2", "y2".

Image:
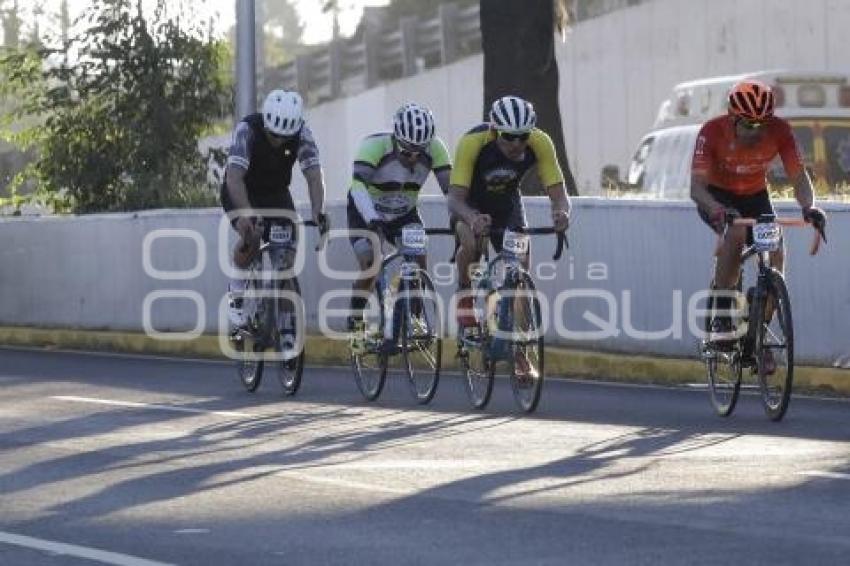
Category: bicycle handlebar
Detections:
[
  {"x1": 474, "y1": 226, "x2": 569, "y2": 261},
  {"x1": 256, "y1": 216, "x2": 329, "y2": 252},
  {"x1": 717, "y1": 216, "x2": 825, "y2": 256}
]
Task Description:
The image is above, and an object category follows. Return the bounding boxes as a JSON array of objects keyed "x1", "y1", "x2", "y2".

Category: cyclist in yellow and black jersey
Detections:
[{"x1": 448, "y1": 95, "x2": 571, "y2": 328}]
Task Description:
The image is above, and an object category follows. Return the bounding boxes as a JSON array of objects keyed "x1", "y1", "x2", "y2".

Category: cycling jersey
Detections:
[
  {"x1": 221, "y1": 113, "x2": 320, "y2": 211},
  {"x1": 450, "y1": 124, "x2": 563, "y2": 222},
  {"x1": 348, "y1": 133, "x2": 451, "y2": 223},
  {"x1": 692, "y1": 115, "x2": 804, "y2": 196}
]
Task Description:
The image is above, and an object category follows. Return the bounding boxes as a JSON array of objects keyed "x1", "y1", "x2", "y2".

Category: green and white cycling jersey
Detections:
[{"x1": 349, "y1": 132, "x2": 452, "y2": 223}]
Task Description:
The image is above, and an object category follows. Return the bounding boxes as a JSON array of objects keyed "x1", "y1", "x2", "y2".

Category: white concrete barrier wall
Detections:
[
  {"x1": 0, "y1": 198, "x2": 847, "y2": 366},
  {"x1": 285, "y1": 0, "x2": 850, "y2": 201}
]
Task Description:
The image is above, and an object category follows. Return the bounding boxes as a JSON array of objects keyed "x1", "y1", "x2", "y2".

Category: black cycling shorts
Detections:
[
  {"x1": 698, "y1": 186, "x2": 775, "y2": 243},
  {"x1": 220, "y1": 184, "x2": 296, "y2": 230}
]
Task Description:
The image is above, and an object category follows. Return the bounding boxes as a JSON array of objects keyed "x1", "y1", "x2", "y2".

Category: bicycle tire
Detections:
[
  {"x1": 237, "y1": 275, "x2": 265, "y2": 392},
  {"x1": 276, "y1": 277, "x2": 305, "y2": 396},
  {"x1": 351, "y1": 283, "x2": 388, "y2": 401},
  {"x1": 704, "y1": 292, "x2": 742, "y2": 417},
  {"x1": 401, "y1": 270, "x2": 442, "y2": 404},
  {"x1": 508, "y1": 271, "x2": 545, "y2": 413},
  {"x1": 461, "y1": 287, "x2": 495, "y2": 410},
  {"x1": 755, "y1": 269, "x2": 794, "y2": 421}
]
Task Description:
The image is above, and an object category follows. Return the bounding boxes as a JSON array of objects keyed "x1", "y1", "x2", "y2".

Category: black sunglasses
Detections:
[
  {"x1": 266, "y1": 129, "x2": 298, "y2": 141},
  {"x1": 397, "y1": 140, "x2": 425, "y2": 158},
  {"x1": 499, "y1": 131, "x2": 531, "y2": 142},
  {"x1": 738, "y1": 118, "x2": 765, "y2": 131}
]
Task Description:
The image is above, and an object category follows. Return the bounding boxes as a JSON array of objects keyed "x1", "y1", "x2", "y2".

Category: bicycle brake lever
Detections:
[{"x1": 553, "y1": 231, "x2": 568, "y2": 261}]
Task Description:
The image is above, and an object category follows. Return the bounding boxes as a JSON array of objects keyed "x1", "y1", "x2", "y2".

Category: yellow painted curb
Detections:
[{"x1": 1, "y1": 326, "x2": 847, "y2": 396}]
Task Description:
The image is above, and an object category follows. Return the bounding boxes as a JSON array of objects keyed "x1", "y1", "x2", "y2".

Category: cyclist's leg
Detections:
[
  {"x1": 222, "y1": 186, "x2": 259, "y2": 328},
  {"x1": 698, "y1": 186, "x2": 746, "y2": 341},
  {"x1": 347, "y1": 197, "x2": 380, "y2": 325},
  {"x1": 453, "y1": 215, "x2": 482, "y2": 328}
]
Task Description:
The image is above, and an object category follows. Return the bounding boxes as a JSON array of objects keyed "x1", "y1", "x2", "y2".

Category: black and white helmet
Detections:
[
  {"x1": 262, "y1": 89, "x2": 304, "y2": 136},
  {"x1": 489, "y1": 95, "x2": 536, "y2": 134},
  {"x1": 393, "y1": 102, "x2": 436, "y2": 147}
]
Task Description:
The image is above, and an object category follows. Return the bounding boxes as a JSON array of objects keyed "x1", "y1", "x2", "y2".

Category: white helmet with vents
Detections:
[
  {"x1": 262, "y1": 90, "x2": 304, "y2": 136},
  {"x1": 393, "y1": 102, "x2": 436, "y2": 147},
  {"x1": 489, "y1": 95, "x2": 536, "y2": 134}
]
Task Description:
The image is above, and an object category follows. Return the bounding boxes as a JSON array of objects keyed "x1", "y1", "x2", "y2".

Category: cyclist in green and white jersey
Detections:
[{"x1": 346, "y1": 102, "x2": 452, "y2": 325}]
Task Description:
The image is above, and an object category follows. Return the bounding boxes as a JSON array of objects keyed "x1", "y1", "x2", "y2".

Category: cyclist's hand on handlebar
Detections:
[
  {"x1": 710, "y1": 206, "x2": 738, "y2": 233},
  {"x1": 470, "y1": 213, "x2": 492, "y2": 236},
  {"x1": 802, "y1": 206, "x2": 827, "y2": 241},
  {"x1": 552, "y1": 209, "x2": 570, "y2": 232}
]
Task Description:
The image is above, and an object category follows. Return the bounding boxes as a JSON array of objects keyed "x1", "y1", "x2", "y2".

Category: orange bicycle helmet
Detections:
[{"x1": 728, "y1": 80, "x2": 775, "y2": 121}]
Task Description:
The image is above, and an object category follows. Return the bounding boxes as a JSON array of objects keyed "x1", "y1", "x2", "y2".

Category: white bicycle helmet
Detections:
[
  {"x1": 393, "y1": 102, "x2": 436, "y2": 147},
  {"x1": 262, "y1": 90, "x2": 304, "y2": 136},
  {"x1": 489, "y1": 95, "x2": 536, "y2": 134}
]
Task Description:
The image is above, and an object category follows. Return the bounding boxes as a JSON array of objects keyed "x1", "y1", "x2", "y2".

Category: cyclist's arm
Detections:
[
  {"x1": 528, "y1": 129, "x2": 570, "y2": 217},
  {"x1": 297, "y1": 125, "x2": 325, "y2": 220},
  {"x1": 225, "y1": 122, "x2": 253, "y2": 213},
  {"x1": 448, "y1": 185, "x2": 479, "y2": 224},
  {"x1": 303, "y1": 165, "x2": 326, "y2": 221},
  {"x1": 775, "y1": 120, "x2": 814, "y2": 210},
  {"x1": 690, "y1": 126, "x2": 724, "y2": 216},
  {"x1": 546, "y1": 182, "x2": 571, "y2": 217},
  {"x1": 429, "y1": 137, "x2": 453, "y2": 196},
  {"x1": 448, "y1": 131, "x2": 484, "y2": 223}
]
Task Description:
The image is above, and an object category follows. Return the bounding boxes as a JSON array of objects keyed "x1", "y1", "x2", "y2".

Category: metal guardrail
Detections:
[{"x1": 274, "y1": 2, "x2": 481, "y2": 104}]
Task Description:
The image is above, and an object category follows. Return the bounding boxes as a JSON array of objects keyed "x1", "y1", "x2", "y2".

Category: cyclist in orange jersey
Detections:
[{"x1": 690, "y1": 79, "x2": 827, "y2": 353}]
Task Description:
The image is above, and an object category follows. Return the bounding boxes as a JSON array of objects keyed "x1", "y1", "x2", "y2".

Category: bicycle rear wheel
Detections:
[
  {"x1": 508, "y1": 272, "x2": 545, "y2": 413},
  {"x1": 351, "y1": 285, "x2": 388, "y2": 401},
  {"x1": 401, "y1": 271, "x2": 442, "y2": 404},
  {"x1": 755, "y1": 270, "x2": 794, "y2": 421},
  {"x1": 703, "y1": 293, "x2": 742, "y2": 416},
  {"x1": 275, "y1": 277, "x2": 305, "y2": 396}
]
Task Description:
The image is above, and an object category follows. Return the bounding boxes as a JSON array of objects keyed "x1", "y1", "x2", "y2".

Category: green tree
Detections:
[{"x1": 0, "y1": 0, "x2": 231, "y2": 213}]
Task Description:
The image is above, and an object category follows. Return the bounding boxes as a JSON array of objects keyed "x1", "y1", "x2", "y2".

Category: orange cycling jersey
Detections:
[{"x1": 691, "y1": 114, "x2": 804, "y2": 195}]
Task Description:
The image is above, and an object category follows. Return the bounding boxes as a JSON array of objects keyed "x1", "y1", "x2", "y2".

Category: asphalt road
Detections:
[{"x1": 1, "y1": 347, "x2": 848, "y2": 566}]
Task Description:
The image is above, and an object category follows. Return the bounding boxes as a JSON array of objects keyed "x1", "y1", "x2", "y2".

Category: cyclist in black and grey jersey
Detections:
[
  {"x1": 222, "y1": 89, "x2": 328, "y2": 327},
  {"x1": 347, "y1": 102, "x2": 452, "y2": 325}
]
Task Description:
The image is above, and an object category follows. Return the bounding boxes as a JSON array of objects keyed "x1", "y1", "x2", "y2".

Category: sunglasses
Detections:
[
  {"x1": 738, "y1": 118, "x2": 764, "y2": 131},
  {"x1": 397, "y1": 141, "x2": 425, "y2": 158},
  {"x1": 266, "y1": 129, "x2": 297, "y2": 141},
  {"x1": 499, "y1": 131, "x2": 531, "y2": 142}
]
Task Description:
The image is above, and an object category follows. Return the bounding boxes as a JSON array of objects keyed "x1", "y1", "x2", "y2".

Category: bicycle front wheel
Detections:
[
  {"x1": 275, "y1": 277, "x2": 305, "y2": 396},
  {"x1": 236, "y1": 335, "x2": 264, "y2": 392},
  {"x1": 462, "y1": 339, "x2": 495, "y2": 410},
  {"x1": 351, "y1": 285, "x2": 388, "y2": 401},
  {"x1": 704, "y1": 293, "x2": 742, "y2": 417},
  {"x1": 237, "y1": 275, "x2": 265, "y2": 392},
  {"x1": 508, "y1": 272, "x2": 545, "y2": 413},
  {"x1": 755, "y1": 270, "x2": 794, "y2": 421},
  {"x1": 401, "y1": 270, "x2": 442, "y2": 404}
]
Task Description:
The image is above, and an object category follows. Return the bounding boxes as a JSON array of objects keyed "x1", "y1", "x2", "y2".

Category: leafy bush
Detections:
[{"x1": 0, "y1": 0, "x2": 232, "y2": 213}]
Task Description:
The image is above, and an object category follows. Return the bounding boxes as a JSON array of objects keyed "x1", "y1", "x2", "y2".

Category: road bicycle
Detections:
[
  {"x1": 702, "y1": 213, "x2": 824, "y2": 421},
  {"x1": 350, "y1": 224, "x2": 453, "y2": 404},
  {"x1": 233, "y1": 216, "x2": 327, "y2": 395},
  {"x1": 457, "y1": 226, "x2": 567, "y2": 413}
]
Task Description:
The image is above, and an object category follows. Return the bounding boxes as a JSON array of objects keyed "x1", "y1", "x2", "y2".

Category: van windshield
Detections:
[{"x1": 769, "y1": 119, "x2": 850, "y2": 192}]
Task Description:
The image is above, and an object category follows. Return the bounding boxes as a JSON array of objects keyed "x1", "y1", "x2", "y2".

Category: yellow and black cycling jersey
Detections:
[{"x1": 449, "y1": 123, "x2": 563, "y2": 219}]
